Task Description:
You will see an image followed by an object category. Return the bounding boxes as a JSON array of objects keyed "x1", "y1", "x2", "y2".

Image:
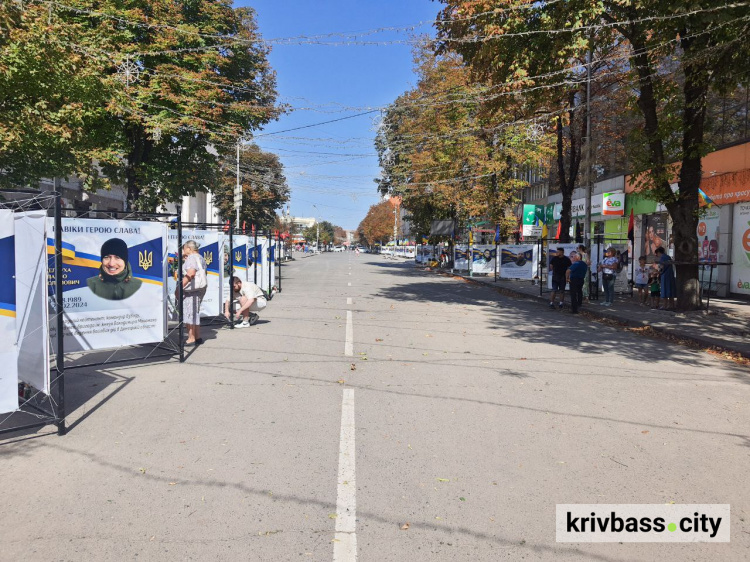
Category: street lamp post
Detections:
[{"x1": 312, "y1": 204, "x2": 320, "y2": 252}]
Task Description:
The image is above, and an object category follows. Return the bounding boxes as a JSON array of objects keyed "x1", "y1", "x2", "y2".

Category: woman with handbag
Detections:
[{"x1": 180, "y1": 240, "x2": 208, "y2": 345}]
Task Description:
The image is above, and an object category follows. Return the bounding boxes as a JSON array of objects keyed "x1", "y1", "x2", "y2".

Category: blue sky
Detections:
[{"x1": 236, "y1": 0, "x2": 440, "y2": 230}]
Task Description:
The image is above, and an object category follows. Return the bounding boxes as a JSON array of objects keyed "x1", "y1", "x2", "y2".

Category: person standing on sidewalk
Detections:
[
  {"x1": 566, "y1": 252, "x2": 588, "y2": 314},
  {"x1": 634, "y1": 256, "x2": 650, "y2": 305},
  {"x1": 548, "y1": 247, "x2": 571, "y2": 309},
  {"x1": 597, "y1": 247, "x2": 619, "y2": 306},
  {"x1": 655, "y1": 247, "x2": 677, "y2": 310}
]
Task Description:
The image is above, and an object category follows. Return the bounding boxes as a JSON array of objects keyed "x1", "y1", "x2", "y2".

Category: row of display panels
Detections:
[{"x1": 0, "y1": 215, "x2": 278, "y2": 414}]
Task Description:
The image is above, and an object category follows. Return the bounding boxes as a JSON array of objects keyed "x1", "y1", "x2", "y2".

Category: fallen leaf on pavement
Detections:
[
  {"x1": 459, "y1": 497, "x2": 466, "y2": 501},
  {"x1": 138, "y1": 468, "x2": 146, "y2": 474},
  {"x1": 350, "y1": 364, "x2": 356, "y2": 370},
  {"x1": 328, "y1": 513, "x2": 337, "y2": 519},
  {"x1": 436, "y1": 478, "x2": 450, "y2": 482},
  {"x1": 400, "y1": 522, "x2": 410, "y2": 530},
  {"x1": 375, "y1": 338, "x2": 383, "y2": 342},
  {"x1": 337, "y1": 379, "x2": 345, "y2": 385},
  {"x1": 641, "y1": 430, "x2": 650, "y2": 434},
  {"x1": 169, "y1": 482, "x2": 177, "y2": 486}
]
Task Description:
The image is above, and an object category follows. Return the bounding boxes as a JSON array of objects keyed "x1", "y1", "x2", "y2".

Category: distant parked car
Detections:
[{"x1": 333, "y1": 246, "x2": 344, "y2": 252}]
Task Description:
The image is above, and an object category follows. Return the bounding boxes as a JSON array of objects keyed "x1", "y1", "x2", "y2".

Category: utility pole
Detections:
[{"x1": 583, "y1": 35, "x2": 594, "y2": 249}]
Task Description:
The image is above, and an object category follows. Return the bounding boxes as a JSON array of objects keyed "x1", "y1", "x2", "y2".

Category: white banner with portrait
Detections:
[
  {"x1": 471, "y1": 245, "x2": 497, "y2": 275},
  {"x1": 0, "y1": 210, "x2": 19, "y2": 413},
  {"x1": 499, "y1": 245, "x2": 538, "y2": 279},
  {"x1": 167, "y1": 230, "x2": 223, "y2": 320},
  {"x1": 47, "y1": 218, "x2": 168, "y2": 352}
]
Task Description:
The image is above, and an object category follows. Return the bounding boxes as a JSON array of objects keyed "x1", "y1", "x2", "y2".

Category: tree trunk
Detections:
[
  {"x1": 124, "y1": 124, "x2": 151, "y2": 212},
  {"x1": 627, "y1": 33, "x2": 705, "y2": 310},
  {"x1": 672, "y1": 45, "x2": 709, "y2": 309}
]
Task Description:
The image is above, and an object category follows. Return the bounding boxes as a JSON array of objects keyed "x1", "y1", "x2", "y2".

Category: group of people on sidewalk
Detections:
[
  {"x1": 547, "y1": 245, "x2": 677, "y2": 314},
  {"x1": 176, "y1": 241, "x2": 269, "y2": 346}
]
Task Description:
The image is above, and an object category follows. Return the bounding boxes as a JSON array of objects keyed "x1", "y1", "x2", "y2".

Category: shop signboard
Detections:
[
  {"x1": 602, "y1": 192, "x2": 625, "y2": 216},
  {"x1": 522, "y1": 204, "x2": 544, "y2": 237}
]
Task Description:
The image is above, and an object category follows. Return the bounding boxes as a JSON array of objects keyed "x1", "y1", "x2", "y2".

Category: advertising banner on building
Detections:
[
  {"x1": 602, "y1": 192, "x2": 625, "y2": 216},
  {"x1": 47, "y1": 218, "x2": 167, "y2": 352},
  {"x1": 522, "y1": 204, "x2": 544, "y2": 237},
  {"x1": 499, "y1": 245, "x2": 538, "y2": 279},
  {"x1": 523, "y1": 205, "x2": 544, "y2": 237},
  {"x1": 731, "y1": 202, "x2": 750, "y2": 295},
  {"x1": 167, "y1": 230, "x2": 223, "y2": 320},
  {"x1": 0, "y1": 210, "x2": 18, "y2": 413},
  {"x1": 14, "y1": 211, "x2": 50, "y2": 394},
  {"x1": 641, "y1": 213, "x2": 668, "y2": 261}
]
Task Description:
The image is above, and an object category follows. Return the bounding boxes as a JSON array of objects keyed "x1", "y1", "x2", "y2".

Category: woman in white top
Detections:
[{"x1": 181, "y1": 240, "x2": 207, "y2": 345}]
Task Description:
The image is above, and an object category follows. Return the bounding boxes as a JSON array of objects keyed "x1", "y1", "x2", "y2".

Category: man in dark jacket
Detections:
[
  {"x1": 548, "y1": 247, "x2": 571, "y2": 309},
  {"x1": 86, "y1": 238, "x2": 142, "y2": 300}
]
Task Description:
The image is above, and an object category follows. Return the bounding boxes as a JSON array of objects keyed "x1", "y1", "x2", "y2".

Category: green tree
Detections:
[
  {"x1": 375, "y1": 45, "x2": 551, "y2": 240},
  {"x1": 2, "y1": 1, "x2": 282, "y2": 209},
  {"x1": 97, "y1": 0, "x2": 282, "y2": 210},
  {"x1": 0, "y1": 2, "x2": 120, "y2": 189},
  {"x1": 437, "y1": 0, "x2": 750, "y2": 308},
  {"x1": 303, "y1": 220, "x2": 337, "y2": 247}
]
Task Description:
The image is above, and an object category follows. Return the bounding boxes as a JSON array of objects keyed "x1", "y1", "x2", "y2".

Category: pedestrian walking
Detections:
[
  {"x1": 548, "y1": 247, "x2": 571, "y2": 309},
  {"x1": 566, "y1": 251, "x2": 588, "y2": 314},
  {"x1": 597, "y1": 247, "x2": 619, "y2": 306}
]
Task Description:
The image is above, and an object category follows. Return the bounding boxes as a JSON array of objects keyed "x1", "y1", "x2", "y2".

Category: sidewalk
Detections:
[{"x1": 436, "y1": 268, "x2": 750, "y2": 359}]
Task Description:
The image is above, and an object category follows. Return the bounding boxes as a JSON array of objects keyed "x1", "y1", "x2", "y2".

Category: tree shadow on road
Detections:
[{"x1": 367, "y1": 263, "x2": 749, "y2": 379}]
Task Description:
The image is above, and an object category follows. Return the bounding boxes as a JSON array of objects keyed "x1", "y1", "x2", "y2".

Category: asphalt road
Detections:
[{"x1": 1, "y1": 253, "x2": 749, "y2": 561}]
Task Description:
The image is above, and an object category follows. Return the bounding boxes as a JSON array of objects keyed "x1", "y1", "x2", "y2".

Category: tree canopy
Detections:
[
  {"x1": 436, "y1": 0, "x2": 750, "y2": 308},
  {"x1": 357, "y1": 200, "x2": 396, "y2": 247},
  {"x1": 375, "y1": 44, "x2": 552, "y2": 241},
  {"x1": 212, "y1": 143, "x2": 289, "y2": 229},
  {"x1": 1, "y1": 1, "x2": 283, "y2": 213}
]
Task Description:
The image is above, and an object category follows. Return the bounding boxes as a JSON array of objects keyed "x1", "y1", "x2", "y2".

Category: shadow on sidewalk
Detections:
[{"x1": 369, "y1": 265, "x2": 748, "y2": 375}]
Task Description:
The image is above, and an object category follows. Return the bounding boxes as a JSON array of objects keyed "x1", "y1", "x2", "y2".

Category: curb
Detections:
[{"x1": 428, "y1": 268, "x2": 750, "y2": 360}]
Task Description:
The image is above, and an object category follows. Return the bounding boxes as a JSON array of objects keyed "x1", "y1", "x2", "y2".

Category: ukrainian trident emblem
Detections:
[
  {"x1": 203, "y1": 251, "x2": 213, "y2": 267},
  {"x1": 235, "y1": 250, "x2": 242, "y2": 263},
  {"x1": 138, "y1": 250, "x2": 153, "y2": 271}
]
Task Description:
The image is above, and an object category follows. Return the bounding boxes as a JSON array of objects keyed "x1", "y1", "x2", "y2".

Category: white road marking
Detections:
[
  {"x1": 333, "y1": 389, "x2": 357, "y2": 561},
  {"x1": 345, "y1": 311, "x2": 353, "y2": 357},
  {"x1": 347, "y1": 297, "x2": 353, "y2": 305}
]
